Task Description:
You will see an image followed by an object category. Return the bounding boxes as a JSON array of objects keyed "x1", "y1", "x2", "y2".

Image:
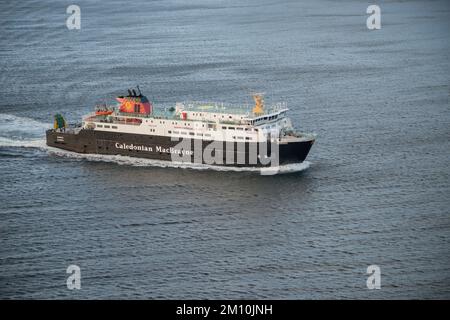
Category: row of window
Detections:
[
  {"x1": 167, "y1": 130, "x2": 253, "y2": 141},
  {"x1": 191, "y1": 112, "x2": 244, "y2": 120},
  {"x1": 168, "y1": 130, "x2": 212, "y2": 138},
  {"x1": 147, "y1": 119, "x2": 259, "y2": 132},
  {"x1": 250, "y1": 114, "x2": 279, "y2": 125},
  {"x1": 96, "y1": 123, "x2": 253, "y2": 141},
  {"x1": 232, "y1": 136, "x2": 252, "y2": 140},
  {"x1": 149, "y1": 120, "x2": 199, "y2": 127},
  {"x1": 96, "y1": 124, "x2": 118, "y2": 129},
  {"x1": 221, "y1": 126, "x2": 258, "y2": 132},
  {"x1": 148, "y1": 118, "x2": 251, "y2": 127}
]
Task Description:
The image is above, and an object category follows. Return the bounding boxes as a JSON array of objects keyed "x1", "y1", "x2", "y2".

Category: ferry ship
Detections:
[{"x1": 46, "y1": 87, "x2": 315, "y2": 167}]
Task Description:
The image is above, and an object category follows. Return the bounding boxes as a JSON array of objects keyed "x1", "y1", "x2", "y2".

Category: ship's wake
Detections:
[
  {"x1": 0, "y1": 114, "x2": 310, "y2": 174},
  {"x1": 0, "y1": 113, "x2": 50, "y2": 150}
]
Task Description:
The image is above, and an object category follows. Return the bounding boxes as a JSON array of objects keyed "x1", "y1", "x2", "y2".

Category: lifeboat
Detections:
[{"x1": 95, "y1": 110, "x2": 113, "y2": 116}]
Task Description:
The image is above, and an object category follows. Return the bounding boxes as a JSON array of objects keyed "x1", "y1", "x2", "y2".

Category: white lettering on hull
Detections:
[
  {"x1": 114, "y1": 142, "x2": 194, "y2": 156},
  {"x1": 115, "y1": 142, "x2": 153, "y2": 152}
]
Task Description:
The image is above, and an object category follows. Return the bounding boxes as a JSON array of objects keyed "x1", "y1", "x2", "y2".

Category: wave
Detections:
[
  {"x1": 0, "y1": 113, "x2": 50, "y2": 150},
  {"x1": 0, "y1": 114, "x2": 310, "y2": 174},
  {"x1": 0, "y1": 113, "x2": 50, "y2": 137},
  {"x1": 0, "y1": 137, "x2": 47, "y2": 149}
]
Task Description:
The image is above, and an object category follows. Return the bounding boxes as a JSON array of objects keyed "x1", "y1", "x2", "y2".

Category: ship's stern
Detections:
[{"x1": 46, "y1": 128, "x2": 94, "y2": 153}]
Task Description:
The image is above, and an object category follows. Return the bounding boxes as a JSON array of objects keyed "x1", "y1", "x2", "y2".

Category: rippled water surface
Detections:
[{"x1": 0, "y1": 0, "x2": 449, "y2": 299}]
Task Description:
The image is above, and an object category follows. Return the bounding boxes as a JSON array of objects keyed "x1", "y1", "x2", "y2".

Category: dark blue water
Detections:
[{"x1": 0, "y1": 0, "x2": 449, "y2": 299}]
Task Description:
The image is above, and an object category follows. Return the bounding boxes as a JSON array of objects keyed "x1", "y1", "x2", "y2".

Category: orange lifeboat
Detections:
[{"x1": 95, "y1": 110, "x2": 113, "y2": 116}]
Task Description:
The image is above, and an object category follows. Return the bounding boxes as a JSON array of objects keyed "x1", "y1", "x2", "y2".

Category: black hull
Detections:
[{"x1": 46, "y1": 129, "x2": 314, "y2": 167}]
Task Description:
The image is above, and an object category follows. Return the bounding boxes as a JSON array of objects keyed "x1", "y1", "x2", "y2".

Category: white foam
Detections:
[
  {"x1": 47, "y1": 147, "x2": 311, "y2": 174},
  {"x1": 0, "y1": 113, "x2": 50, "y2": 137},
  {"x1": 0, "y1": 114, "x2": 311, "y2": 174},
  {"x1": 0, "y1": 137, "x2": 47, "y2": 149},
  {"x1": 0, "y1": 113, "x2": 50, "y2": 150}
]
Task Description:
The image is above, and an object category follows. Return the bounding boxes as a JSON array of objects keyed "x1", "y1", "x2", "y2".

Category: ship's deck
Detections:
[
  {"x1": 182, "y1": 101, "x2": 287, "y2": 116},
  {"x1": 182, "y1": 102, "x2": 251, "y2": 115},
  {"x1": 84, "y1": 101, "x2": 290, "y2": 129}
]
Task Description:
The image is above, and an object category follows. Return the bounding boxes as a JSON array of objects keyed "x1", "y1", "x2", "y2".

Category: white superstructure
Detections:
[{"x1": 82, "y1": 95, "x2": 312, "y2": 143}]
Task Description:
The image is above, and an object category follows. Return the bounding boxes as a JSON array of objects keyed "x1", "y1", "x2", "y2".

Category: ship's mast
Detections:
[{"x1": 252, "y1": 93, "x2": 265, "y2": 116}]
